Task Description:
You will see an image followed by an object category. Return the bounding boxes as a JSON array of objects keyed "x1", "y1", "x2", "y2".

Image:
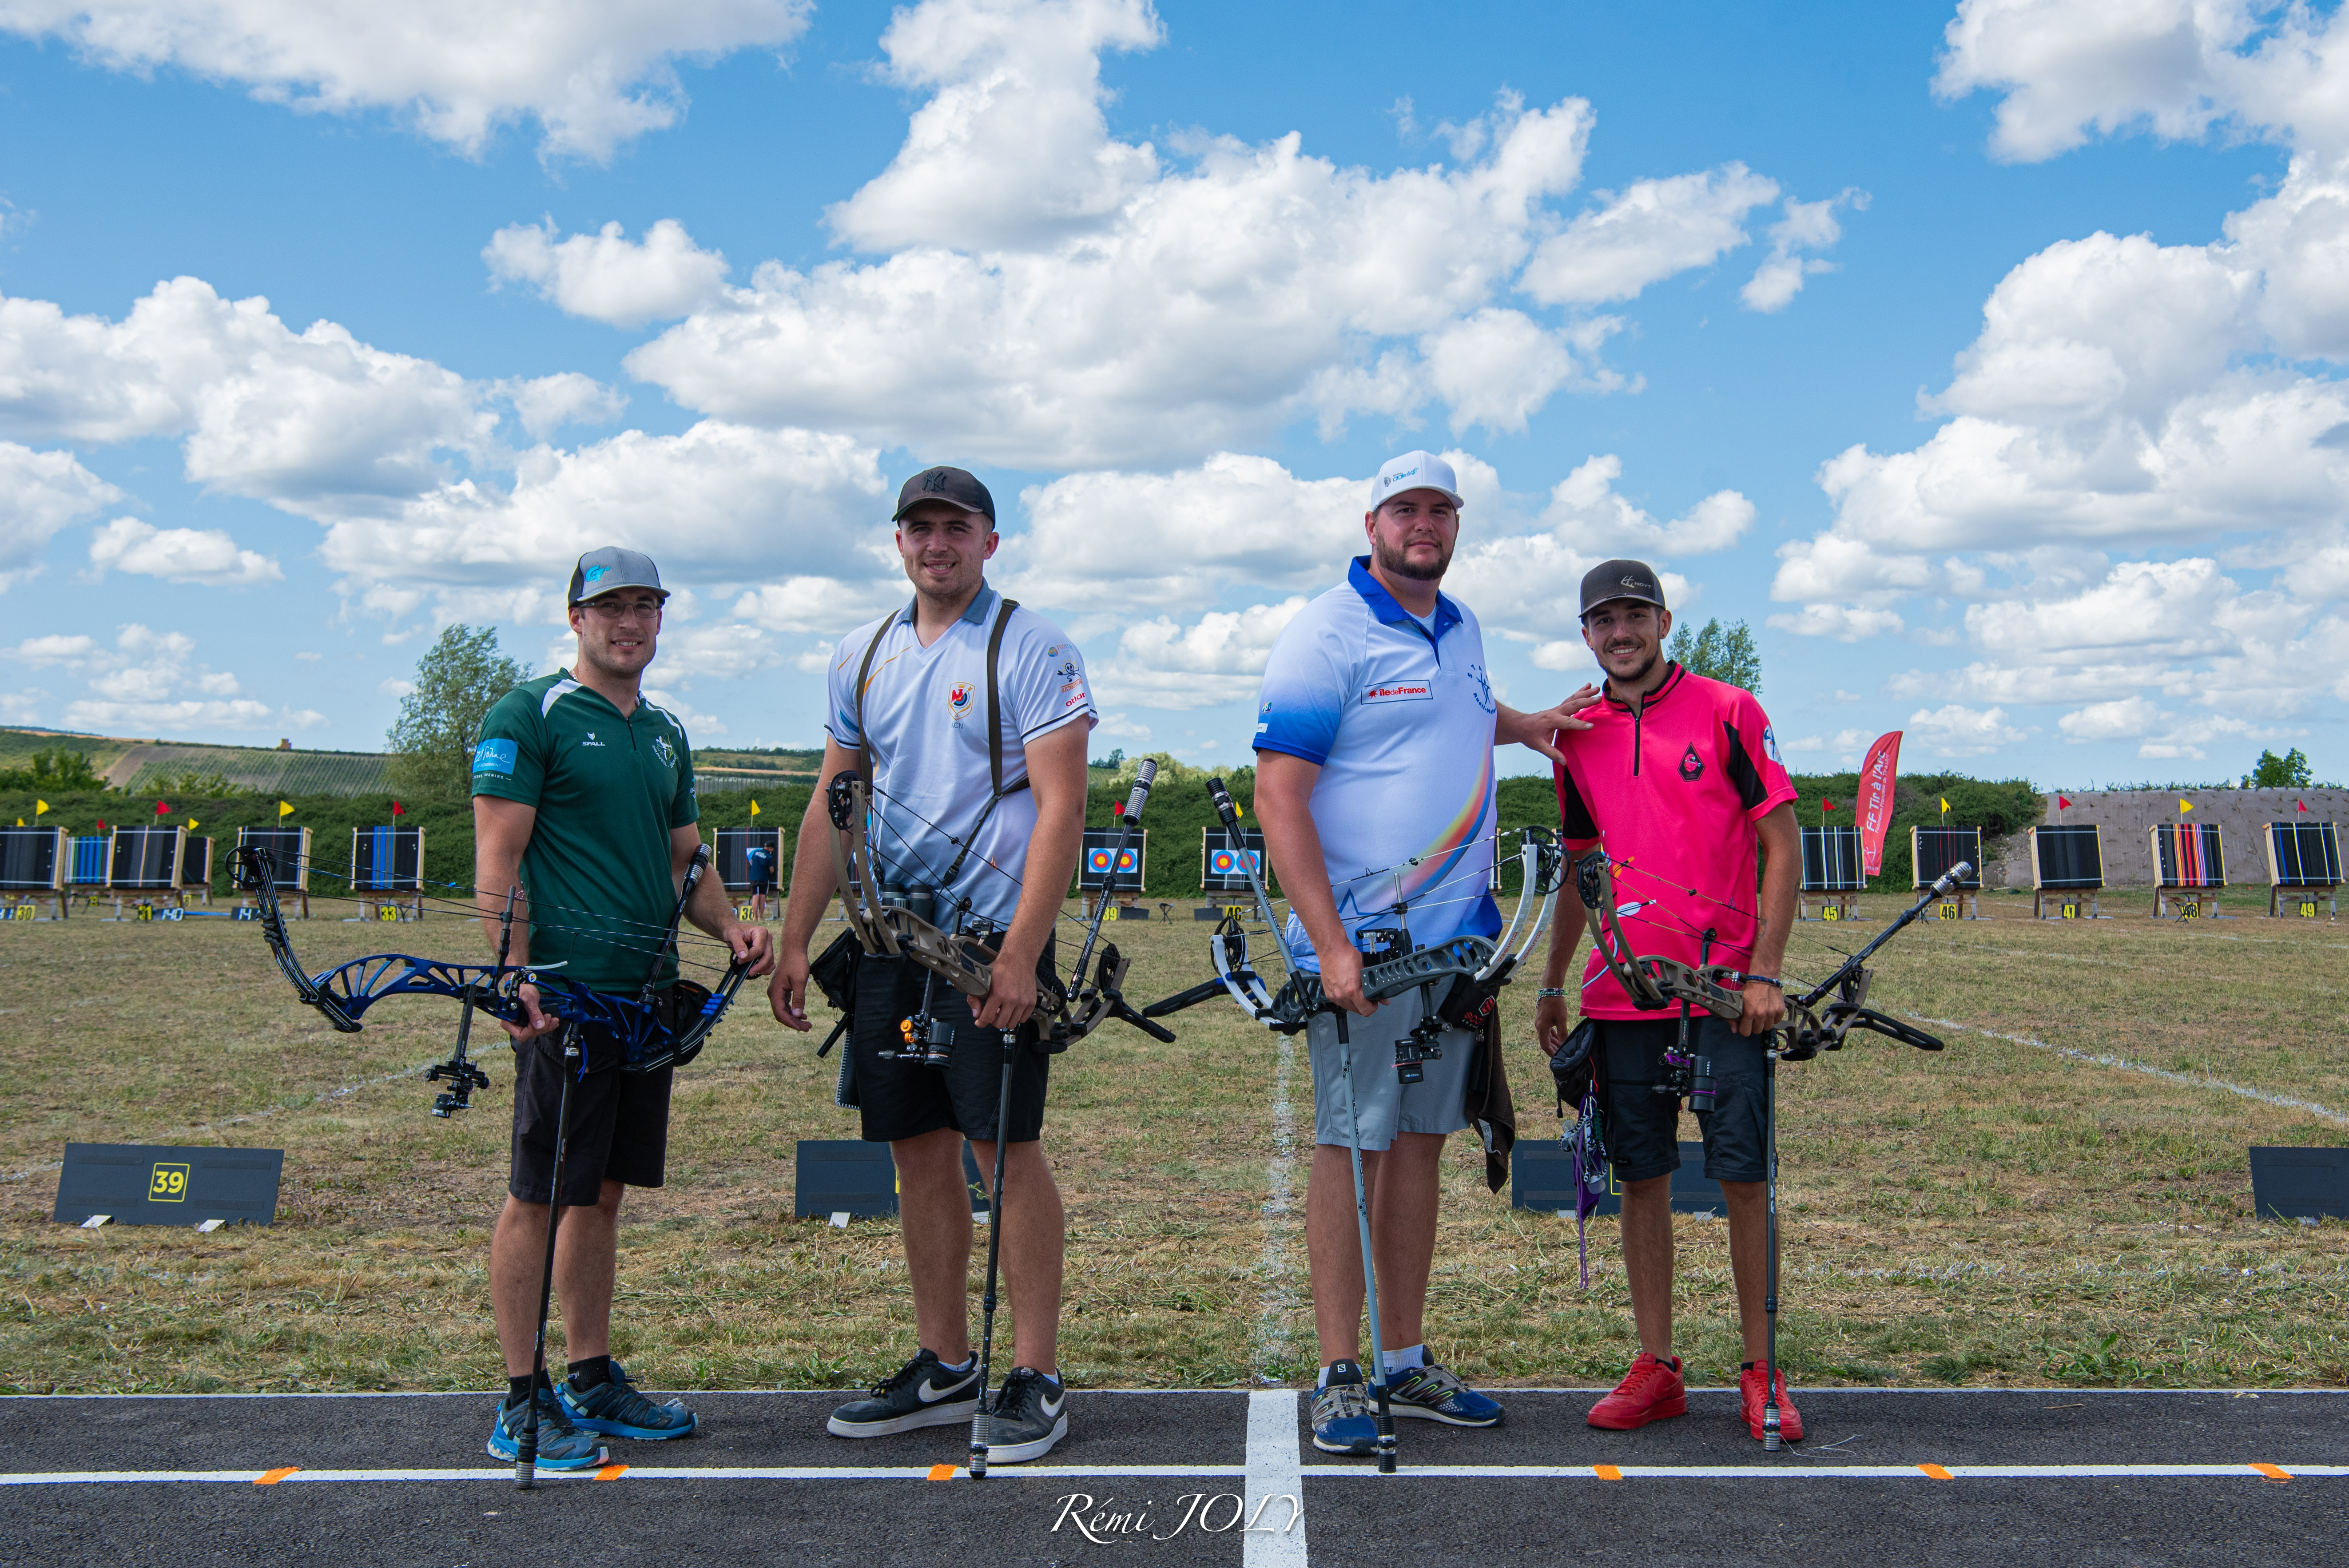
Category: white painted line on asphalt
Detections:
[
  {"x1": 1299, "y1": 1463, "x2": 2349, "y2": 1480},
  {"x1": 1245, "y1": 1390, "x2": 1308, "y2": 1568},
  {"x1": 7, "y1": 1462, "x2": 2342, "y2": 1487}
]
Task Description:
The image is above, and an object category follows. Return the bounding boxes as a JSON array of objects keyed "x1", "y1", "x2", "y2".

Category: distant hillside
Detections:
[
  {"x1": 0, "y1": 728, "x2": 396, "y2": 797},
  {"x1": 694, "y1": 746, "x2": 823, "y2": 792}
]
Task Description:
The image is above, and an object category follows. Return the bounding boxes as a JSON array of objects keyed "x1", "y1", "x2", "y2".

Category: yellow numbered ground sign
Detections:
[
  {"x1": 148, "y1": 1163, "x2": 190, "y2": 1202},
  {"x1": 1939, "y1": 901, "x2": 1959, "y2": 921},
  {"x1": 2061, "y1": 901, "x2": 2079, "y2": 919},
  {"x1": 2301, "y1": 901, "x2": 2319, "y2": 918}
]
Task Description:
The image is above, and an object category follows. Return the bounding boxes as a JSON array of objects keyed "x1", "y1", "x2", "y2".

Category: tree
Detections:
[
  {"x1": 386, "y1": 625, "x2": 532, "y2": 800},
  {"x1": 1666, "y1": 617, "x2": 1762, "y2": 692},
  {"x1": 2245, "y1": 747, "x2": 2313, "y2": 789},
  {"x1": 0, "y1": 747, "x2": 109, "y2": 791}
]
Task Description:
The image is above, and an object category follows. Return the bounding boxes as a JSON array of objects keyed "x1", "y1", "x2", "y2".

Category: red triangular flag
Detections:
[
  {"x1": 2057, "y1": 796, "x2": 2072, "y2": 810},
  {"x1": 155, "y1": 800, "x2": 171, "y2": 815},
  {"x1": 2299, "y1": 799, "x2": 2310, "y2": 813},
  {"x1": 1822, "y1": 798, "x2": 1838, "y2": 813},
  {"x1": 391, "y1": 800, "x2": 405, "y2": 816},
  {"x1": 97, "y1": 818, "x2": 109, "y2": 834}
]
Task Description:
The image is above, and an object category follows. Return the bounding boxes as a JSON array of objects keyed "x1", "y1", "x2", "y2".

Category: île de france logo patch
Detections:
[{"x1": 948, "y1": 681, "x2": 974, "y2": 719}]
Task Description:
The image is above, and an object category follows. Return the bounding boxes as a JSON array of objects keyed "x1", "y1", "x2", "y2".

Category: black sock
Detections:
[
  {"x1": 568, "y1": 1355, "x2": 612, "y2": 1389},
  {"x1": 506, "y1": 1374, "x2": 537, "y2": 1409}
]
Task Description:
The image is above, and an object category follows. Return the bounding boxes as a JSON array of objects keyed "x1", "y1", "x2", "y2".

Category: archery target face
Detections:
[{"x1": 1208, "y1": 849, "x2": 1260, "y2": 876}]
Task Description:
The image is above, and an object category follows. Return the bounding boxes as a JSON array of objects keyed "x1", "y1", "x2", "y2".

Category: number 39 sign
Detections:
[{"x1": 54, "y1": 1143, "x2": 285, "y2": 1227}]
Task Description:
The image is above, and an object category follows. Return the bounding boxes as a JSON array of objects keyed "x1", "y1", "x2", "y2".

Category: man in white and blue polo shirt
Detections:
[
  {"x1": 770, "y1": 464, "x2": 1094, "y2": 1467},
  {"x1": 1254, "y1": 449, "x2": 1594, "y2": 1455}
]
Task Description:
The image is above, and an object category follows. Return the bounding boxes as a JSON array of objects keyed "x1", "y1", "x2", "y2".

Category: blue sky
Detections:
[{"x1": 1, "y1": 0, "x2": 2342, "y2": 787}]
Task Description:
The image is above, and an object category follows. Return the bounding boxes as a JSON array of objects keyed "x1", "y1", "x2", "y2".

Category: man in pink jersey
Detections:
[{"x1": 1533, "y1": 559, "x2": 1804, "y2": 1443}]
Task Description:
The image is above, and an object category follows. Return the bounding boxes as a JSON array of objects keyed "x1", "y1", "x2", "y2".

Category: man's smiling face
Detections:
[
  {"x1": 570, "y1": 588, "x2": 664, "y2": 680},
  {"x1": 896, "y1": 501, "x2": 996, "y2": 603},
  {"x1": 1582, "y1": 598, "x2": 1671, "y2": 687}
]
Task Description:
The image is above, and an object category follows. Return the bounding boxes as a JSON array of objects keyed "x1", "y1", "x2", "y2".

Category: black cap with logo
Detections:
[
  {"x1": 892, "y1": 465, "x2": 996, "y2": 525},
  {"x1": 1579, "y1": 559, "x2": 1667, "y2": 618}
]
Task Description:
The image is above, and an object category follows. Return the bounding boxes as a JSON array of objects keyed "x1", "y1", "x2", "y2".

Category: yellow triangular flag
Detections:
[
  {"x1": 34, "y1": 799, "x2": 48, "y2": 816},
  {"x1": 749, "y1": 798, "x2": 760, "y2": 817},
  {"x1": 187, "y1": 820, "x2": 199, "y2": 831},
  {"x1": 2178, "y1": 798, "x2": 2194, "y2": 813},
  {"x1": 278, "y1": 800, "x2": 294, "y2": 818},
  {"x1": 1939, "y1": 796, "x2": 1949, "y2": 817}
]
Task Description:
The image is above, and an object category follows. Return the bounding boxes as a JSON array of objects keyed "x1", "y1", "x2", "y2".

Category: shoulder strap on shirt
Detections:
[
  {"x1": 851, "y1": 609, "x2": 900, "y2": 767},
  {"x1": 984, "y1": 596, "x2": 1029, "y2": 803},
  {"x1": 939, "y1": 596, "x2": 1030, "y2": 893}
]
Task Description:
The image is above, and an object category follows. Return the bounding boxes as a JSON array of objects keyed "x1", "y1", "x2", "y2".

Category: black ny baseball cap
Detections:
[
  {"x1": 892, "y1": 465, "x2": 996, "y2": 524},
  {"x1": 1579, "y1": 559, "x2": 1668, "y2": 618}
]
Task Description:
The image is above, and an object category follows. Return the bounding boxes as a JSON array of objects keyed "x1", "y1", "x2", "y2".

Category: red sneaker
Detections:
[
  {"x1": 1740, "y1": 1362, "x2": 1804, "y2": 1442},
  {"x1": 1586, "y1": 1353, "x2": 1687, "y2": 1430}
]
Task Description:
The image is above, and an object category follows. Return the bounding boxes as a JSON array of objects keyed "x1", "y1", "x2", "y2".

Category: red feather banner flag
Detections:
[{"x1": 1855, "y1": 731, "x2": 1902, "y2": 877}]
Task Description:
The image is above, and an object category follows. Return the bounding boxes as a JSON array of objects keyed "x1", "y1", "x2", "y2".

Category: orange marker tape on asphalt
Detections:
[
  {"x1": 2251, "y1": 1464, "x2": 2291, "y2": 1482},
  {"x1": 596, "y1": 1465, "x2": 628, "y2": 1481},
  {"x1": 927, "y1": 1464, "x2": 956, "y2": 1481},
  {"x1": 254, "y1": 1468, "x2": 297, "y2": 1485},
  {"x1": 1594, "y1": 1465, "x2": 1622, "y2": 1481},
  {"x1": 1918, "y1": 1464, "x2": 1954, "y2": 1481}
]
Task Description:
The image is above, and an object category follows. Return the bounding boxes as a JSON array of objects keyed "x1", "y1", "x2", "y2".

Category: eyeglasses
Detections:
[{"x1": 581, "y1": 597, "x2": 664, "y2": 621}]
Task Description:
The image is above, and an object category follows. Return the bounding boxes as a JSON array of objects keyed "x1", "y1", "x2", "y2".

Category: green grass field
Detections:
[{"x1": 0, "y1": 889, "x2": 2343, "y2": 1396}]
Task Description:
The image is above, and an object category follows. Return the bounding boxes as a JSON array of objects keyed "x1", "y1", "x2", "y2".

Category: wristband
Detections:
[
  {"x1": 1535, "y1": 988, "x2": 1568, "y2": 999},
  {"x1": 1741, "y1": 974, "x2": 1783, "y2": 989}
]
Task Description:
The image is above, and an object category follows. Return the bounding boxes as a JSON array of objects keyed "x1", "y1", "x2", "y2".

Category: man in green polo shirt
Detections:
[{"x1": 470, "y1": 545, "x2": 772, "y2": 1471}]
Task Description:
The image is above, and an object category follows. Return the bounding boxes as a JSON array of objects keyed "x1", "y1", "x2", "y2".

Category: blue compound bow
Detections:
[{"x1": 229, "y1": 844, "x2": 752, "y2": 1110}]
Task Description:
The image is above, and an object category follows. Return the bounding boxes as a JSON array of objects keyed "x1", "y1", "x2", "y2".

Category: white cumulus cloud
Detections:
[
  {"x1": 0, "y1": 442, "x2": 123, "y2": 588},
  {"x1": 0, "y1": 0, "x2": 814, "y2": 161},
  {"x1": 87, "y1": 517, "x2": 282, "y2": 585},
  {"x1": 485, "y1": 219, "x2": 729, "y2": 328}
]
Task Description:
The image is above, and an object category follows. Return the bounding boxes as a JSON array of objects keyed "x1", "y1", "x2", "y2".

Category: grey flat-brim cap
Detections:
[
  {"x1": 892, "y1": 464, "x2": 996, "y2": 523},
  {"x1": 569, "y1": 546, "x2": 669, "y2": 605}
]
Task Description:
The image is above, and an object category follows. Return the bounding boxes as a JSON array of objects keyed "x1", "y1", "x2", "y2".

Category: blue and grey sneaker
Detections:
[
  {"x1": 827, "y1": 1349, "x2": 982, "y2": 1438},
  {"x1": 486, "y1": 1388, "x2": 608, "y2": 1470},
  {"x1": 1387, "y1": 1362, "x2": 1504, "y2": 1426},
  {"x1": 1311, "y1": 1360, "x2": 1379, "y2": 1455},
  {"x1": 558, "y1": 1362, "x2": 697, "y2": 1441}
]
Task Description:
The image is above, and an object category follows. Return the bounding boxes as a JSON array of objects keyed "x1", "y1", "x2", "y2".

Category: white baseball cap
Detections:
[{"x1": 1370, "y1": 449, "x2": 1465, "y2": 512}]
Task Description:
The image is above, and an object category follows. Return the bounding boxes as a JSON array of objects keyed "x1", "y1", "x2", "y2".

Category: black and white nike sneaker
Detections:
[
  {"x1": 981, "y1": 1367, "x2": 1069, "y2": 1464},
  {"x1": 826, "y1": 1350, "x2": 982, "y2": 1438}
]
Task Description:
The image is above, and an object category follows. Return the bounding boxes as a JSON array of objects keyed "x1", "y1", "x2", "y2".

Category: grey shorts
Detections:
[{"x1": 1306, "y1": 987, "x2": 1476, "y2": 1153}]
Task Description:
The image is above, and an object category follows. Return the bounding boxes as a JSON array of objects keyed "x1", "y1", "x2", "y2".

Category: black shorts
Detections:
[
  {"x1": 507, "y1": 989, "x2": 692, "y2": 1206},
  {"x1": 847, "y1": 944, "x2": 1053, "y2": 1147},
  {"x1": 1598, "y1": 1014, "x2": 1768, "y2": 1185}
]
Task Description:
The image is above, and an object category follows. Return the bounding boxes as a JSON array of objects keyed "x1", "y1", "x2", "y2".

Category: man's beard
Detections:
[
  {"x1": 1603, "y1": 644, "x2": 1658, "y2": 687},
  {"x1": 1374, "y1": 535, "x2": 1453, "y2": 582}
]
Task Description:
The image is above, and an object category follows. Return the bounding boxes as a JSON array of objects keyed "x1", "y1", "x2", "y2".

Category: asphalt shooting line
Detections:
[{"x1": 0, "y1": 1387, "x2": 2340, "y2": 1566}]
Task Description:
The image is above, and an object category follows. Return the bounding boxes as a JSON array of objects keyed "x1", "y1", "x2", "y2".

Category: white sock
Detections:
[
  {"x1": 1380, "y1": 1345, "x2": 1427, "y2": 1375},
  {"x1": 938, "y1": 1353, "x2": 975, "y2": 1373}
]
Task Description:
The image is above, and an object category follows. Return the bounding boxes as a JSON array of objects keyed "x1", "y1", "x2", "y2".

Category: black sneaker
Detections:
[
  {"x1": 981, "y1": 1367, "x2": 1068, "y2": 1464},
  {"x1": 485, "y1": 1388, "x2": 608, "y2": 1471},
  {"x1": 558, "y1": 1361, "x2": 697, "y2": 1440},
  {"x1": 827, "y1": 1350, "x2": 982, "y2": 1438}
]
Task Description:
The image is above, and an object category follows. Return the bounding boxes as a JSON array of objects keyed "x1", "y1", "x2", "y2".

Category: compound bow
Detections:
[
  {"x1": 824, "y1": 762, "x2": 1175, "y2": 1048},
  {"x1": 230, "y1": 844, "x2": 753, "y2": 1109},
  {"x1": 1144, "y1": 775, "x2": 1569, "y2": 1058},
  {"x1": 1573, "y1": 849, "x2": 1967, "y2": 1060}
]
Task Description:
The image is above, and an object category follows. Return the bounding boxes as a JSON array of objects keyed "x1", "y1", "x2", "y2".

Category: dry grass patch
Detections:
[{"x1": 1, "y1": 892, "x2": 2343, "y2": 1393}]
